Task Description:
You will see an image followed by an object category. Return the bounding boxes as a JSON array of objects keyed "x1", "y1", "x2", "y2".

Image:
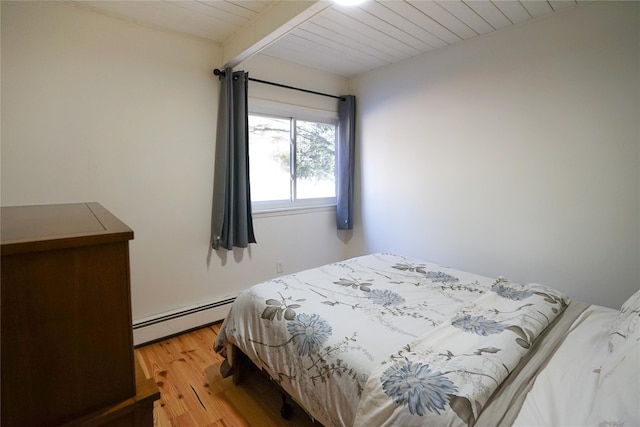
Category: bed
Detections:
[{"x1": 213, "y1": 253, "x2": 639, "y2": 427}]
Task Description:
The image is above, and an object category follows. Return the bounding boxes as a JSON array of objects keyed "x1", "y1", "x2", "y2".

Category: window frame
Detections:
[{"x1": 248, "y1": 98, "x2": 338, "y2": 214}]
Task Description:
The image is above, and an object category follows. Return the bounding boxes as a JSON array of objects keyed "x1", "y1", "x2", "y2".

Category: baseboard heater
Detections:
[{"x1": 132, "y1": 296, "x2": 236, "y2": 346}]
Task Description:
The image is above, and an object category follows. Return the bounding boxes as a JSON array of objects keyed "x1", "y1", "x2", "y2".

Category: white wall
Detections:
[
  {"x1": 350, "y1": 2, "x2": 639, "y2": 309},
  {"x1": 3, "y1": 0, "x2": 636, "y2": 334},
  {"x1": 241, "y1": 53, "x2": 346, "y2": 115},
  {"x1": 1, "y1": 1, "x2": 351, "y2": 327}
]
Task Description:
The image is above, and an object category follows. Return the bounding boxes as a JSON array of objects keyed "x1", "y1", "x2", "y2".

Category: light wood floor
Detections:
[{"x1": 135, "y1": 323, "x2": 319, "y2": 427}]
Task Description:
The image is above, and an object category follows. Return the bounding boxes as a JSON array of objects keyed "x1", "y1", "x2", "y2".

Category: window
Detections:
[{"x1": 248, "y1": 110, "x2": 337, "y2": 212}]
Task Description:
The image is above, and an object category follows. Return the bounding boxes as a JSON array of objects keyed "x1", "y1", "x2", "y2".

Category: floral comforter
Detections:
[{"x1": 213, "y1": 253, "x2": 569, "y2": 427}]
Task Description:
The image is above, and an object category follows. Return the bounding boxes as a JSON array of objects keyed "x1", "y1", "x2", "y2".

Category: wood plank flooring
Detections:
[{"x1": 135, "y1": 323, "x2": 319, "y2": 427}]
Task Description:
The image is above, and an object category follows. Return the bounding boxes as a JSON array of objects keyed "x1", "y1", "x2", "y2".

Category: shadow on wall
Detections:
[{"x1": 207, "y1": 243, "x2": 253, "y2": 268}]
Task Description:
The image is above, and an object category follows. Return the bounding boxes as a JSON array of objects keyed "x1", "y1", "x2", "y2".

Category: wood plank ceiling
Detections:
[
  {"x1": 71, "y1": 1, "x2": 276, "y2": 43},
  {"x1": 72, "y1": 0, "x2": 580, "y2": 77}
]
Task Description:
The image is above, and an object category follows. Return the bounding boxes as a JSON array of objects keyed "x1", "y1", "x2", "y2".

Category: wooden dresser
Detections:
[{"x1": 1, "y1": 202, "x2": 159, "y2": 426}]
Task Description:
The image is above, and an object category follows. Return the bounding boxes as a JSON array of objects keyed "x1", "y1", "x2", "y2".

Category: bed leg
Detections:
[
  {"x1": 224, "y1": 343, "x2": 242, "y2": 385},
  {"x1": 280, "y1": 391, "x2": 293, "y2": 420}
]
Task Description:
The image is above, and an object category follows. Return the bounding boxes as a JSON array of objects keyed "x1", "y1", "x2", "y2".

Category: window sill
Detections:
[{"x1": 252, "y1": 203, "x2": 336, "y2": 218}]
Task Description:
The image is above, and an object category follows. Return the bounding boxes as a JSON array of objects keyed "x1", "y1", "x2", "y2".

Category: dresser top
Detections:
[{"x1": 1, "y1": 202, "x2": 133, "y2": 255}]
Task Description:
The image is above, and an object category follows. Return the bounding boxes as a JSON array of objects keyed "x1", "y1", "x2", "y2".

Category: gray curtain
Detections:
[
  {"x1": 211, "y1": 68, "x2": 256, "y2": 250},
  {"x1": 336, "y1": 95, "x2": 356, "y2": 230}
]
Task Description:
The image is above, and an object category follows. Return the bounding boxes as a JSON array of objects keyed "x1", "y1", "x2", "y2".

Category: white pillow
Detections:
[
  {"x1": 608, "y1": 289, "x2": 640, "y2": 353},
  {"x1": 587, "y1": 325, "x2": 639, "y2": 426}
]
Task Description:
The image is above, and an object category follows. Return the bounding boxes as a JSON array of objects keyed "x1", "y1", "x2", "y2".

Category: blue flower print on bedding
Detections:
[
  {"x1": 366, "y1": 289, "x2": 406, "y2": 306},
  {"x1": 381, "y1": 361, "x2": 457, "y2": 416},
  {"x1": 425, "y1": 271, "x2": 459, "y2": 283},
  {"x1": 451, "y1": 314, "x2": 507, "y2": 336},
  {"x1": 492, "y1": 283, "x2": 535, "y2": 301},
  {"x1": 287, "y1": 313, "x2": 332, "y2": 357}
]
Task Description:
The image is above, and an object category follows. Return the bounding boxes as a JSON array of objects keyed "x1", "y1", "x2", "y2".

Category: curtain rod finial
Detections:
[{"x1": 213, "y1": 68, "x2": 226, "y2": 77}]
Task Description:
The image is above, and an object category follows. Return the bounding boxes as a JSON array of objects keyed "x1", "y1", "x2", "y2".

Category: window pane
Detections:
[
  {"x1": 295, "y1": 120, "x2": 336, "y2": 199},
  {"x1": 248, "y1": 115, "x2": 291, "y2": 202}
]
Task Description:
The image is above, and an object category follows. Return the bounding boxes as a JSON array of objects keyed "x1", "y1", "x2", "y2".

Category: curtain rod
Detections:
[{"x1": 213, "y1": 68, "x2": 345, "y2": 101}]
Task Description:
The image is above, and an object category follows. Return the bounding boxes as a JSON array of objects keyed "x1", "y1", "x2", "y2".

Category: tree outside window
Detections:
[{"x1": 249, "y1": 114, "x2": 336, "y2": 207}]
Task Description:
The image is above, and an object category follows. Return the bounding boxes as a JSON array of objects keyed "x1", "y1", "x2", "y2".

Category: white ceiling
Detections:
[
  {"x1": 72, "y1": 0, "x2": 580, "y2": 77},
  {"x1": 73, "y1": 1, "x2": 275, "y2": 43}
]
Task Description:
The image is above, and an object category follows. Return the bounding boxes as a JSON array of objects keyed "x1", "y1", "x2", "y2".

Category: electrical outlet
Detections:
[{"x1": 276, "y1": 260, "x2": 284, "y2": 274}]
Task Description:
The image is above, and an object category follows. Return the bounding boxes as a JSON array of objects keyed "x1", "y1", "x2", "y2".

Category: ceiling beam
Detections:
[{"x1": 222, "y1": 0, "x2": 332, "y2": 68}]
